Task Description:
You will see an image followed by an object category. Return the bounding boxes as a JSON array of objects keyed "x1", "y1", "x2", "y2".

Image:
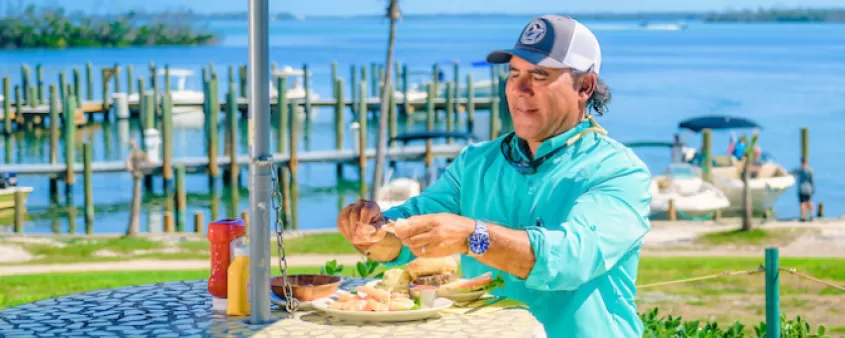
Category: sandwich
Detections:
[
  {"x1": 438, "y1": 272, "x2": 505, "y2": 294},
  {"x1": 406, "y1": 257, "x2": 458, "y2": 286}
]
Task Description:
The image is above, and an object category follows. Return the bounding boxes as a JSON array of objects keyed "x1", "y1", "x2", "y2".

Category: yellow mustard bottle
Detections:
[{"x1": 226, "y1": 244, "x2": 250, "y2": 316}]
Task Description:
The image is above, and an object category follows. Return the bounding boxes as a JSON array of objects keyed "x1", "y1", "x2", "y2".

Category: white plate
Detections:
[{"x1": 311, "y1": 297, "x2": 454, "y2": 322}]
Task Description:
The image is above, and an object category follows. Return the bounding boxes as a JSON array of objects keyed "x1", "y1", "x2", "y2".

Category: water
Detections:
[{"x1": 2, "y1": 17, "x2": 844, "y2": 234}]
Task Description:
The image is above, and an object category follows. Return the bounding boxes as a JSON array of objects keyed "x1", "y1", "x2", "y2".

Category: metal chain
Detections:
[{"x1": 269, "y1": 160, "x2": 298, "y2": 313}]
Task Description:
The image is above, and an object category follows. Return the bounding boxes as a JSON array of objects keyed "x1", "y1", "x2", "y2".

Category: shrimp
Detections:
[
  {"x1": 365, "y1": 298, "x2": 390, "y2": 312},
  {"x1": 328, "y1": 300, "x2": 347, "y2": 310},
  {"x1": 355, "y1": 286, "x2": 391, "y2": 304},
  {"x1": 342, "y1": 299, "x2": 368, "y2": 311},
  {"x1": 389, "y1": 298, "x2": 416, "y2": 311}
]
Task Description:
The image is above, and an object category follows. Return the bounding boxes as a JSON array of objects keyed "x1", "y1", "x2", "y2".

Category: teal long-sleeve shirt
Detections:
[{"x1": 381, "y1": 118, "x2": 653, "y2": 338}]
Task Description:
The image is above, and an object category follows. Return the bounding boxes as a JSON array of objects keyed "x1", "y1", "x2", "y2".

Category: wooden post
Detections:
[
  {"x1": 358, "y1": 80, "x2": 368, "y2": 199},
  {"x1": 27, "y1": 86, "x2": 37, "y2": 108},
  {"x1": 489, "y1": 92, "x2": 499, "y2": 140},
  {"x1": 334, "y1": 78, "x2": 345, "y2": 178},
  {"x1": 73, "y1": 68, "x2": 82, "y2": 110},
  {"x1": 402, "y1": 64, "x2": 410, "y2": 117},
  {"x1": 86, "y1": 62, "x2": 94, "y2": 101},
  {"x1": 289, "y1": 101, "x2": 300, "y2": 231},
  {"x1": 226, "y1": 83, "x2": 239, "y2": 190},
  {"x1": 241, "y1": 211, "x2": 249, "y2": 232},
  {"x1": 83, "y1": 142, "x2": 94, "y2": 234},
  {"x1": 162, "y1": 93, "x2": 174, "y2": 189},
  {"x1": 371, "y1": 63, "x2": 378, "y2": 98},
  {"x1": 59, "y1": 72, "x2": 67, "y2": 102},
  {"x1": 389, "y1": 90, "x2": 397, "y2": 148},
  {"x1": 432, "y1": 63, "x2": 440, "y2": 98},
  {"x1": 175, "y1": 164, "x2": 186, "y2": 232},
  {"x1": 126, "y1": 65, "x2": 134, "y2": 97},
  {"x1": 49, "y1": 85, "x2": 59, "y2": 198},
  {"x1": 276, "y1": 76, "x2": 288, "y2": 154},
  {"x1": 801, "y1": 127, "x2": 809, "y2": 162},
  {"x1": 702, "y1": 128, "x2": 712, "y2": 183},
  {"x1": 817, "y1": 202, "x2": 824, "y2": 219},
  {"x1": 497, "y1": 73, "x2": 510, "y2": 133},
  {"x1": 668, "y1": 199, "x2": 677, "y2": 221},
  {"x1": 467, "y1": 73, "x2": 475, "y2": 132},
  {"x1": 14, "y1": 86, "x2": 22, "y2": 128},
  {"x1": 303, "y1": 64, "x2": 313, "y2": 128},
  {"x1": 280, "y1": 166, "x2": 293, "y2": 230},
  {"x1": 101, "y1": 69, "x2": 110, "y2": 112},
  {"x1": 164, "y1": 66, "x2": 171, "y2": 102},
  {"x1": 64, "y1": 95, "x2": 77, "y2": 198},
  {"x1": 446, "y1": 81, "x2": 454, "y2": 143},
  {"x1": 331, "y1": 61, "x2": 338, "y2": 96},
  {"x1": 36, "y1": 64, "x2": 44, "y2": 103},
  {"x1": 206, "y1": 75, "x2": 220, "y2": 185},
  {"x1": 239, "y1": 65, "x2": 247, "y2": 99},
  {"x1": 425, "y1": 83, "x2": 435, "y2": 170},
  {"x1": 360, "y1": 66, "x2": 367, "y2": 113},
  {"x1": 163, "y1": 212, "x2": 174, "y2": 233},
  {"x1": 14, "y1": 190, "x2": 26, "y2": 233},
  {"x1": 20, "y1": 64, "x2": 30, "y2": 103},
  {"x1": 350, "y1": 65, "x2": 357, "y2": 115},
  {"x1": 194, "y1": 211, "x2": 204, "y2": 234},
  {"x1": 2, "y1": 77, "x2": 10, "y2": 135}
]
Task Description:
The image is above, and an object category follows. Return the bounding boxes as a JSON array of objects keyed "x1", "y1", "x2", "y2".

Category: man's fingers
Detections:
[
  {"x1": 394, "y1": 216, "x2": 433, "y2": 240},
  {"x1": 408, "y1": 242, "x2": 448, "y2": 258},
  {"x1": 402, "y1": 232, "x2": 437, "y2": 248},
  {"x1": 358, "y1": 200, "x2": 384, "y2": 225}
]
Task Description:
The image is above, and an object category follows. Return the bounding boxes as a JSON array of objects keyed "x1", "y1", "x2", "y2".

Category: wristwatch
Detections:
[{"x1": 467, "y1": 219, "x2": 490, "y2": 257}]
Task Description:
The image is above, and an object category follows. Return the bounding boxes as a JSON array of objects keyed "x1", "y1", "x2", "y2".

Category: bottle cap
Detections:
[{"x1": 234, "y1": 245, "x2": 250, "y2": 257}]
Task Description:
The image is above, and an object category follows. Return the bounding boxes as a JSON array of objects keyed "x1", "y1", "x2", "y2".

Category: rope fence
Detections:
[{"x1": 635, "y1": 248, "x2": 845, "y2": 337}]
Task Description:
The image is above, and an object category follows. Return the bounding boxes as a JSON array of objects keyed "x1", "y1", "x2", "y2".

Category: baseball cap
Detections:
[{"x1": 486, "y1": 15, "x2": 602, "y2": 75}]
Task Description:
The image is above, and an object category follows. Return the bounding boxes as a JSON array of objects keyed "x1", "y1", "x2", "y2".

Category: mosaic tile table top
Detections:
[{"x1": 0, "y1": 277, "x2": 541, "y2": 337}]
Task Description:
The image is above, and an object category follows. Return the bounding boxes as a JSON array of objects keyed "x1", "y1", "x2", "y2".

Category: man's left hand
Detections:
[{"x1": 394, "y1": 213, "x2": 475, "y2": 258}]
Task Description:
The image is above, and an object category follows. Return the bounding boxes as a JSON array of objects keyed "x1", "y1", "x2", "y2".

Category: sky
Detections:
[{"x1": 7, "y1": 0, "x2": 845, "y2": 16}]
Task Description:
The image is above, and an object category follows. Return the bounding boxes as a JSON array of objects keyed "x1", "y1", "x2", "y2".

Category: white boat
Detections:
[
  {"x1": 708, "y1": 159, "x2": 795, "y2": 212},
  {"x1": 376, "y1": 177, "x2": 421, "y2": 212},
  {"x1": 676, "y1": 115, "x2": 796, "y2": 213},
  {"x1": 271, "y1": 66, "x2": 321, "y2": 119},
  {"x1": 650, "y1": 163, "x2": 730, "y2": 218}
]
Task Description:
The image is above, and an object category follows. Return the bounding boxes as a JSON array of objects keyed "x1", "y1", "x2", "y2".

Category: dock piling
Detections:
[
  {"x1": 3, "y1": 77, "x2": 11, "y2": 135},
  {"x1": 194, "y1": 211, "x2": 204, "y2": 234},
  {"x1": 425, "y1": 83, "x2": 435, "y2": 169},
  {"x1": 63, "y1": 95, "x2": 77, "y2": 199},
  {"x1": 175, "y1": 164, "x2": 186, "y2": 232},
  {"x1": 14, "y1": 190, "x2": 26, "y2": 233},
  {"x1": 86, "y1": 62, "x2": 94, "y2": 101},
  {"x1": 207, "y1": 74, "x2": 220, "y2": 185},
  {"x1": 36, "y1": 64, "x2": 44, "y2": 103},
  {"x1": 276, "y1": 76, "x2": 288, "y2": 154},
  {"x1": 334, "y1": 78, "x2": 344, "y2": 178},
  {"x1": 226, "y1": 83, "x2": 239, "y2": 190},
  {"x1": 127, "y1": 65, "x2": 134, "y2": 97},
  {"x1": 83, "y1": 141, "x2": 94, "y2": 234},
  {"x1": 801, "y1": 127, "x2": 809, "y2": 162},
  {"x1": 21, "y1": 64, "x2": 30, "y2": 103},
  {"x1": 467, "y1": 73, "x2": 475, "y2": 132},
  {"x1": 358, "y1": 80, "x2": 368, "y2": 199},
  {"x1": 162, "y1": 93, "x2": 174, "y2": 190},
  {"x1": 702, "y1": 129, "x2": 712, "y2": 183},
  {"x1": 303, "y1": 64, "x2": 313, "y2": 128},
  {"x1": 446, "y1": 81, "x2": 454, "y2": 143},
  {"x1": 73, "y1": 68, "x2": 82, "y2": 112},
  {"x1": 289, "y1": 101, "x2": 300, "y2": 232},
  {"x1": 48, "y1": 85, "x2": 59, "y2": 198}
]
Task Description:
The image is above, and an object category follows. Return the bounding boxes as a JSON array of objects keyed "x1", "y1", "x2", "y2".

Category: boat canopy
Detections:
[{"x1": 678, "y1": 115, "x2": 761, "y2": 132}]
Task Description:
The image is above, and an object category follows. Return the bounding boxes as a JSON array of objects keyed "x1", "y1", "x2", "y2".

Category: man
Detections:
[
  {"x1": 337, "y1": 14, "x2": 652, "y2": 338},
  {"x1": 792, "y1": 157, "x2": 815, "y2": 221}
]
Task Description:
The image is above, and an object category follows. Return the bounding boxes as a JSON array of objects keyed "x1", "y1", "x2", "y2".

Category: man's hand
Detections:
[
  {"x1": 395, "y1": 213, "x2": 475, "y2": 258},
  {"x1": 336, "y1": 199, "x2": 387, "y2": 245}
]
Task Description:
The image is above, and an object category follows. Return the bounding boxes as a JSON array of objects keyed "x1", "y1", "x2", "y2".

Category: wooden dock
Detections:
[{"x1": 0, "y1": 143, "x2": 466, "y2": 176}]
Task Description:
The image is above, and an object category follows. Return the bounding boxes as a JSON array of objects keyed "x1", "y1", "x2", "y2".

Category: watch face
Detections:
[{"x1": 469, "y1": 233, "x2": 490, "y2": 254}]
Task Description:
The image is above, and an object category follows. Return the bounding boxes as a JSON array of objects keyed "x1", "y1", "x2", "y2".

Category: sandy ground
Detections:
[{"x1": 1, "y1": 218, "x2": 844, "y2": 276}]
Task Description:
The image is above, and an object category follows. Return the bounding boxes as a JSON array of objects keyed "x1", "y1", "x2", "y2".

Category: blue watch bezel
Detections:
[{"x1": 468, "y1": 220, "x2": 490, "y2": 255}]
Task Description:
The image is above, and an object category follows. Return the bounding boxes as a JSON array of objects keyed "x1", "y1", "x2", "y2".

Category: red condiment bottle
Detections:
[{"x1": 207, "y1": 218, "x2": 247, "y2": 298}]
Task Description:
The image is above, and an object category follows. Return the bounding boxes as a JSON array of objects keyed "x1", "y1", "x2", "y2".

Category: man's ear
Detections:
[{"x1": 578, "y1": 73, "x2": 596, "y2": 100}]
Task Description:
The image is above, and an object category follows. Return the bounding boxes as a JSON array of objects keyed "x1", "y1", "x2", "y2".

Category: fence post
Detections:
[{"x1": 765, "y1": 247, "x2": 780, "y2": 338}]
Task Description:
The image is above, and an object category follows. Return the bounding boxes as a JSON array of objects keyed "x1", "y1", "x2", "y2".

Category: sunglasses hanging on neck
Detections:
[{"x1": 500, "y1": 115, "x2": 607, "y2": 175}]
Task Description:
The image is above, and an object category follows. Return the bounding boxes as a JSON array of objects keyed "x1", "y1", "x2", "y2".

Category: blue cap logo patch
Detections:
[{"x1": 520, "y1": 19, "x2": 547, "y2": 45}]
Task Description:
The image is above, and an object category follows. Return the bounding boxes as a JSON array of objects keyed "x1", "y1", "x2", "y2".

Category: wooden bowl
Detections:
[{"x1": 270, "y1": 274, "x2": 343, "y2": 302}]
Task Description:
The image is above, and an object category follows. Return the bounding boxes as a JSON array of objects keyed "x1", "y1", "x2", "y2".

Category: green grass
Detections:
[
  {"x1": 3, "y1": 256, "x2": 843, "y2": 311},
  {"x1": 3, "y1": 232, "x2": 358, "y2": 266},
  {"x1": 696, "y1": 228, "x2": 816, "y2": 247}
]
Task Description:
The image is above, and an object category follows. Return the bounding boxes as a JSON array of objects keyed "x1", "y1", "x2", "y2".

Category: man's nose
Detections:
[{"x1": 509, "y1": 77, "x2": 533, "y2": 97}]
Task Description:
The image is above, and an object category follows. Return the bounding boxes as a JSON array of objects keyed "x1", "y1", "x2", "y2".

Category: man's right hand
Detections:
[{"x1": 337, "y1": 199, "x2": 388, "y2": 245}]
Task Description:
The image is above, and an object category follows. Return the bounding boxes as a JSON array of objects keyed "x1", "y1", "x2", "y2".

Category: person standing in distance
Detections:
[{"x1": 337, "y1": 14, "x2": 652, "y2": 338}]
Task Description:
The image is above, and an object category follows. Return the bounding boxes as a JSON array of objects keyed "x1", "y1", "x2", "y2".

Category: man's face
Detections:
[{"x1": 505, "y1": 56, "x2": 592, "y2": 145}]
